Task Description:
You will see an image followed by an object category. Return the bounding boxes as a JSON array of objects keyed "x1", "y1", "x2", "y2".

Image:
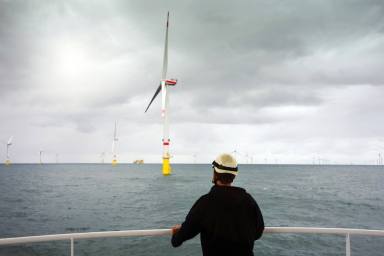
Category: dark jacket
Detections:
[{"x1": 172, "y1": 185, "x2": 264, "y2": 256}]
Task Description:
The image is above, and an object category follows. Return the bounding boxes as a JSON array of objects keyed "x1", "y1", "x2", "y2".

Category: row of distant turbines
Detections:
[
  {"x1": 2, "y1": 13, "x2": 177, "y2": 176},
  {"x1": 2, "y1": 122, "x2": 117, "y2": 166},
  {"x1": 2, "y1": 137, "x2": 50, "y2": 165}
]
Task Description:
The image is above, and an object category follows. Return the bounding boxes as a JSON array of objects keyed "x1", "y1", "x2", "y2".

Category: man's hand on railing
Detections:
[{"x1": 171, "y1": 224, "x2": 181, "y2": 235}]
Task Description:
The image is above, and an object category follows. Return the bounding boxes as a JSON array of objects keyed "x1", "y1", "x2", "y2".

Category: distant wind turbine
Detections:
[
  {"x1": 39, "y1": 150, "x2": 43, "y2": 164},
  {"x1": 112, "y1": 121, "x2": 118, "y2": 166},
  {"x1": 4, "y1": 136, "x2": 13, "y2": 165},
  {"x1": 145, "y1": 12, "x2": 178, "y2": 176},
  {"x1": 100, "y1": 152, "x2": 105, "y2": 164}
]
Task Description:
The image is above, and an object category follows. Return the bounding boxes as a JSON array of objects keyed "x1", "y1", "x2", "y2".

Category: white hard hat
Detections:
[{"x1": 212, "y1": 153, "x2": 238, "y2": 176}]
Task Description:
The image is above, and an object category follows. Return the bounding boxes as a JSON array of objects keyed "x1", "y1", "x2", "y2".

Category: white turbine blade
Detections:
[
  {"x1": 161, "y1": 12, "x2": 169, "y2": 80},
  {"x1": 7, "y1": 136, "x2": 13, "y2": 145},
  {"x1": 145, "y1": 84, "x2": 162, "y2": 113}
]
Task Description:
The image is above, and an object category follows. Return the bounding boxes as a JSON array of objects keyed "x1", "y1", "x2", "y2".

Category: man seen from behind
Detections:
[{"x1": 171, "y1": 153, "x2": 264, "y2": 256}]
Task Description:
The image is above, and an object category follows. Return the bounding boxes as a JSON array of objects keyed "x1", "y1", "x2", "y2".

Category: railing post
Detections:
[
  {"x1": 346, "y1": 233, "x2": 351, "y2": 256},
  {"x1": 70, "y1": 238, "x2": 74, "y2": 256}
]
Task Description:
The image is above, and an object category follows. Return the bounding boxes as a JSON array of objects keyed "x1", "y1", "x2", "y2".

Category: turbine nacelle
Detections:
[{"x1": 163, "y1": 79, "x2": 177, "y2": 86}]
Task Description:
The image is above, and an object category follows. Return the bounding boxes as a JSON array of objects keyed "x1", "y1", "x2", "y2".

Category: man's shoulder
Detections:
[
  {"x1": 229, "y1": 186, "x2": 255, "y2": 200},
  {"x1": 188, "y1": 193, "x2": 211, "y2": 214},
  {"x1": 196, "y1": 192, "x2": 211, "y2": 204},
  {"x1": 244, "y1": 189, "x2": 258, "y2": 200},
  {"x1": 233, "y1": 187, "x2": 259, "y2": 205},
  {"x1": 190, "y1": 191, "x2": 211, "y2": 205}
]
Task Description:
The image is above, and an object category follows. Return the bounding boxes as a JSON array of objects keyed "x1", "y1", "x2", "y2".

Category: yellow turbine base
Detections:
[
  {"x1": 112, "y1": 159, "x2": 118, "y2": 166},
  {"x1": 5, "y1": 159, "x2": 11, "y2": 166},
  {"x1": 162, "y1": 158, "x2": 171, "y2": 176}
]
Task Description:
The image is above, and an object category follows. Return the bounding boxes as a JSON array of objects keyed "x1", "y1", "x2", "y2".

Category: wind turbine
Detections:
[
  {"x1": 5, "y1": 136, "x2": 13, "y2": 165},
  {"x1": 145, "y1": 12, "x2": 178, "y2": 176},
  {"x1": 39, "y1": 150, "x2": 43, "y2": 164},
  {"x1": 112, "y1": 121, "x2": 118, "y2": 166},
  {"x1": 100, "y1": 152, "x2": 105, "y2": 164}
]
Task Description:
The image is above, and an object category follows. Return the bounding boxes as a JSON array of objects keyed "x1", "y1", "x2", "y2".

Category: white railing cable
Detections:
[
  {"x1": 265, "y1": 227, "x2": 384, "y2": 236},
  {"x1": 0, "y1": 229, "x2": 171, "y2": 246},
  {"x1": 1, "y1": 227, "x2": 384, "y2": 256}
]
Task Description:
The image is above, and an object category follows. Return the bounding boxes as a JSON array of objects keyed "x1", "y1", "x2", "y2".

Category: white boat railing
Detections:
[{"x1": 1, "y1": 227, "x2": 384, "y2": 256}]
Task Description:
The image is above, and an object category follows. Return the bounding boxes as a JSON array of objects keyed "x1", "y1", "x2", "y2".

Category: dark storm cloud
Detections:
[
  {"x1": 104, "y1": 0, "x2": 382, "y2": 126},
  {"x1": 1, "y1": 0, "x2": 383, "y2": 94}
]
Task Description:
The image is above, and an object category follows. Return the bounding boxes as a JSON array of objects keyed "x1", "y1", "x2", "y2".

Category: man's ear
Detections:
[{"x1": 212, "y1": 172, "x2": 217, "y2": 185}]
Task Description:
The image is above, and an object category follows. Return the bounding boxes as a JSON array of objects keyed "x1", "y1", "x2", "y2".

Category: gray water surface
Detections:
[{"x1": 0, "y1": 164, "x2": 383, "y2": 255}]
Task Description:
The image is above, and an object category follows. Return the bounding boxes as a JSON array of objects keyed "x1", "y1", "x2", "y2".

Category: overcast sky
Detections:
[{"x1": 1, "y1": 0, "x2": 384, "y2": 164}]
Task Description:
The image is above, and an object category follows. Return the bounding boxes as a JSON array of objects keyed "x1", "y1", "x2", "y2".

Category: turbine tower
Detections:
[
  {"x1": 5, "y1": 136, "x2": 13, "y2": 165},
  {"x1": 145, "y1": 12, "x2": 178, "y2": 176},
  {"x1": 112, "y1": 121, "x2": 118, "y2": 166},
  {"x1": 100, "y1": 152, "x2": 105, "y2": 164},
  {"x1": 39, "y1": 150, "x2": 43, "y2": 164}
]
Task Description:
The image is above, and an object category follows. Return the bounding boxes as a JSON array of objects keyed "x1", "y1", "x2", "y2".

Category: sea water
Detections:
[{"x1": 0, "y1": 164, "x2": 383, "y2": 256}]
